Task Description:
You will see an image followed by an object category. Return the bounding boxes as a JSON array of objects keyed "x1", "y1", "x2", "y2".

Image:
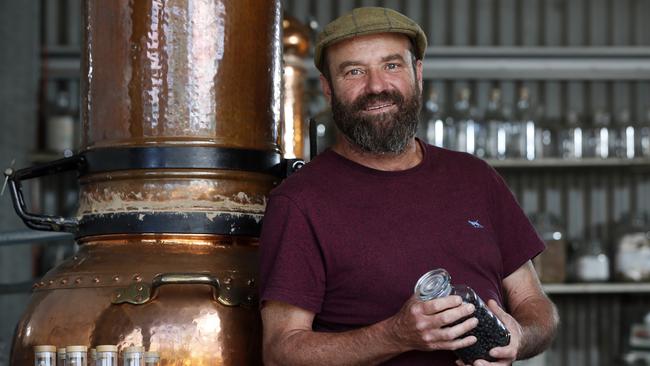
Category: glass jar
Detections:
[
  {"x1": 574, "y1": 239, "x2": 610, "y2": 282},
  {"x1": 414, "y1": 269, "x2": 511, "y2": 364},
  {"x1": 143, "y1": 352, "x2": 160, "y2": 366},
  {"x1": 34, "y1": 345, "x2": 56, "y2": 366},
  {"x1": 123, "y1": 346, "x2": 144, "y2": 366},
  {"x1": 65, "y1": 346, "x2": 87, "y2": 366},
  {"x1": 530, "y1": 212, "x2": 567, "y2": 283},
  {"x1": 57, "y1": 348, "x2": 66, "y2": 366},
  {"x1": 95, "y1": 345, "x2": 117, "y2": 366},
  {"x1": 484, "y1": 89, "x2": 507, "y2": 160},
  {"x1": 559, "y1": 111, "x2": 584, "y2": 159},
  {"x1": 615, "y1": 213, "x2": 650, "y2": 282}
]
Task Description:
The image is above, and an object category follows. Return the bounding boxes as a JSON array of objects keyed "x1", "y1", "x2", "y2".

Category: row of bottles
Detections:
[
  {"x1": 34, "y1": 345, "x2": 159, "y2": 366},
  {"x1": 422, "y1": 87, "x2": 650, "y2": 160}
]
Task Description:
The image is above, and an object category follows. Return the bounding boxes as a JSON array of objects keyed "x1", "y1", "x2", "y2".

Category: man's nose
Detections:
[{"x1": 364, "y1": 68, "x2": 389, "y2": 94}]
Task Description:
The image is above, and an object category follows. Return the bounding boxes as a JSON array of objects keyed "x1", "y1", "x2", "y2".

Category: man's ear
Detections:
[
  {"x1": 319, "y1": 74, "x2": 332, "y2": 104},
  {"x1": 416, "y1": 59, "x2": 423, "y2": 92}
]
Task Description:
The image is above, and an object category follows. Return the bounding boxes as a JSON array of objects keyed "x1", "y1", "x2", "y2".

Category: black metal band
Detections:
[
  {"x1": 81, "y1": 146, "x2": 282, "y2": 175},
  {"x1": 78, "y1": 211, "x2": 262, "y2": 238}
]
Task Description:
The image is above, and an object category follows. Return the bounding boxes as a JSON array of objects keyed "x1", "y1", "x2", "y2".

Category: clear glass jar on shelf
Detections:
[
  {"x1": 414, "y1": 268, "x2": 510, "y2": 364},
  {"x1": 454, "y1": 88, "x2": 482, "y2": 156},
  {"x1": 423, "y1": 89, "x2": 450, "y2": 149},
  {"x1": 639, "y1": 108, "x2": 650, "y2": 158},
  {"x1": 66, "y1": 345, "x2": 88, "y2": 366},
  {"x1": 611, "y1": 109, "x2": 636, "y2": 159},
  {"x1": 584, "y1": 110, "x2": 612, "y2": 159},
  {"x1": 123, "y1": 346, "x2": 144, "y2": 366},
  {"x1": 559, "y1": 111, "x2": 584, "y2": 159},
  {"x1": 533, "y1": 106, "x2": 557, "y2": 159},
  {"x1": 574, "y1": 238, "x2": 610, "y2": 282},
  {"x1": 530, "y1": 212, "x2": 567, "y2": 283},
  {"x1": 509, "y1": 87, "x2": 531, "y2": 159},
  {"x1": 484, "y1": 88, "x2": 507, "y2": 160},
  {"x1": 95, "y1": 345, "x2": 118, "y2": 366},
  {"x1": 615, "y1": 213, "x2": 650, "y2": 282},
  {"x1": 34, "y1": 345, "x2": 56, "y2": 366}
]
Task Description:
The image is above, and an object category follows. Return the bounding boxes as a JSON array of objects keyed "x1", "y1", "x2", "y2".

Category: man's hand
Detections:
[{"x1": 387, "y1": 294, "x2": 479, "y2": 353}]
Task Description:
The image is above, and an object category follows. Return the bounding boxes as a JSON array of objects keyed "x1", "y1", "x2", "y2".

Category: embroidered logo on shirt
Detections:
[{"x1": 467, "y1": 219, "x2": 484, "y2": 229}]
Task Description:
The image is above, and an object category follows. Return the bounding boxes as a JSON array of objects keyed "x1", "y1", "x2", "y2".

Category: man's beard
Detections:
[{"x1": 331, "y1": 85, "x2": 421, "y2": 155}]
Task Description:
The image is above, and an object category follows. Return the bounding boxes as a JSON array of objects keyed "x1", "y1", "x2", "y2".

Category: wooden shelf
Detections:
[{"x1": 543, "y1": 282, "x2": 650, "y2": 294}]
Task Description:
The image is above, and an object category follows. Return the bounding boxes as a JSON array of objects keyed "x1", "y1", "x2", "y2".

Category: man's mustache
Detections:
[{"x1": 351, "y1": 90, "x2": 405, "y2": 111}]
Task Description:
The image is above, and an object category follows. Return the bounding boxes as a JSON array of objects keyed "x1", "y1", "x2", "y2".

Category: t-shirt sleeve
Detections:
[
  {"x1": 486, "y1": 165, "x2": 546, "y2": 278},
  {"x1": 258, "y1": 194, "x2": 326, "y2": 313}
]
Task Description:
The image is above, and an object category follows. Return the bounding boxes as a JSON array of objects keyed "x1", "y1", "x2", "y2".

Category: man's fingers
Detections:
[{"x1": 420, "y1": 295, "x2": 464, "y2": 314}]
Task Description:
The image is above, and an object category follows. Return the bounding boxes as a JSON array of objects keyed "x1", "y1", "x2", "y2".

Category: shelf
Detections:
[
  {"x1": 307, "y1": 46, "x2": 650, "y2": 80},
  {"x1": 488, "y1": 157, "x2": 650, "y2": 169},
  {"x1": 543, "y1": 283, "x2": 650, "y2": 294}
]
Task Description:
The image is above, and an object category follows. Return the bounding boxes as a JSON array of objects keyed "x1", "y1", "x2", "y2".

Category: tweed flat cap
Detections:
[{"x1": 314, "y1": 7, "x2": 427, "y2": 73}]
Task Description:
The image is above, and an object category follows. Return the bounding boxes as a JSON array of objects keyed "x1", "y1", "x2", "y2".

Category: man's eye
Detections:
[
  {"x1": 345, "y1": 69, "x2": 363, "y2": 76},
  {"x1": 386, "y1": 63, "x2": 400, "y2": 70}
]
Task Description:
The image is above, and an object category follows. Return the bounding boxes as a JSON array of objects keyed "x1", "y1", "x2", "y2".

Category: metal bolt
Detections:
[
  {"x1": 93, "y1": 277, "x2": 100, "y2": 283},
  {"x1": 48, "y1": 280, "x2": 54, "y2": 286},
  {"x1": 137, "y1": 285, "x2": 144, "y2": 292},
  {"x1": 113, "y1": 276, "x2": 120, "y2": 282},
  {"x1": 60, "y1": 279, "x2": 67, "y2": 285},
  {"x1": 75, "y1": 278, "x2": 82, "y2": 284},
  {"x1": 247, "y1": 279, "x2": 256, "y2": 287},
  {"x1": 133, "y1": 274, "x2": 142, "y2": 282},
  {"x1": 223, "y1": 277, "x2": 232, "y2": 285}
]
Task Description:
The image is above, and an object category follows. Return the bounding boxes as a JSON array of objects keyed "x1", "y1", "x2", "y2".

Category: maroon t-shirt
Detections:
[{"x1": 259, "y1": 140, "x2": 545, "y2": 365}]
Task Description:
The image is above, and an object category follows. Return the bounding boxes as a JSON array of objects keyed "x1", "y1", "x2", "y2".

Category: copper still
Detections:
[{"x1": 5, "y1": 0, "x2": 295, "y2": 364}]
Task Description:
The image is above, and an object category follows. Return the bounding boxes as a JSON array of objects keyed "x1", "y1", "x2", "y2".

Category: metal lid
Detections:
[
  {"x1": 65, "y1": 345, "x2": 88, "y2": 353},
  {"x1": 124, "y1": 346, "x2": 145, "y2": 353},
  {"x1": 34, "y1": 345, "x2": 56, "y2": 353},
  {"x1": 96, "y1": 345, "x2": 118, "y2": 353},
  {"x1": 414, "y1": 268, "x2": 452, "y2": 301}
]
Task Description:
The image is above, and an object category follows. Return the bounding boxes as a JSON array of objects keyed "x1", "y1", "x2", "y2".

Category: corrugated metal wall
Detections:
[{"x1": 283, "y1": 1, "x2": 650, "y2": 365}]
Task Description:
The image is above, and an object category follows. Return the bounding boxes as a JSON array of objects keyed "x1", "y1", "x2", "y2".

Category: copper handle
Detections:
[{"x1": 111, "y1": 272, "x2": 255, "y2": 307}]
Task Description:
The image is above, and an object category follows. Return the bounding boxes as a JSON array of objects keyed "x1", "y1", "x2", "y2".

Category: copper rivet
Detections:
[
  {"x1": 224, "y1": 277, "x2": 232, "y2": 285},
  {"x1": 32, "y1": 284, "x2": 38, "y2": 289},
  {"x1": 116, "y1": 293, "x2": 121, "y2": 298},
  {"x1": 39, "y1": 282, "x2": 45, "y2": 286},
  {"x1": 247, "y1": 279, "x2": 256, "y2": 287},
  {"x1": 75, "y1": 278, "x2": 82, "y2": 284},
  {"x1": 133, "y1": 275, "x2": 142, "y2": 282},
  {"x1": 93, "y1": 277, "x2": 100, "y2": 283},
  {"x1": 137, "y1": 285, "x2": 144, "y2": 292},
  {"x1": 113, "y1": 276, "x2": 120, "y2": 282},
  {"x1": 73, "y1": 256, "x2": 78, "y2": 260},
  {"x1": 60, "y1": 279, "x2": 67, "y2": 285},
  {"x1": 48, "y1": 280, "x2": 54, "y2": 285}
]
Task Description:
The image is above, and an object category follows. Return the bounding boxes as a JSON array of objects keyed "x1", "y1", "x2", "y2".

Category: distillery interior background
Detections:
[{"x1": 1, "y1": 0, "x2": 650, "y2": 365}]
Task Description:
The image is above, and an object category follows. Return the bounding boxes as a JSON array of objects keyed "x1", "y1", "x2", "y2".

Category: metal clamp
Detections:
[
  {"x1": 4, "y1": 155, "x2": 84, "y2": 232},
  {"x1": 111, "y1": 273, "x2": 256, "y2": 307}
]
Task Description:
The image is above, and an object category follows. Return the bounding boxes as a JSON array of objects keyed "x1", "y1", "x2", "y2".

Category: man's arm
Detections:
[
  {"x1": 262, "y1": 295, "x2": 480, "y2": 366},
  {"x1": 470, "y1": 260, "x2": 559, "y2": 366}
]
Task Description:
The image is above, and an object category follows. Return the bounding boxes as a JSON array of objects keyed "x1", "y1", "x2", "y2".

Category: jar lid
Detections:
[
  {"x1": 144, "y1": 351, "x2": 160, "y2": 359},
  {"x1": 96, "y1": 345, "x2": 118, "y2": 352},
  {"x1": 66, "y1": 345, "x2": 87, "y2": 352},
  {"x1": 34, "y1": 345, "x2": 56, "y2": 352},
  {"x1": 124, "y1": 346, "x2": 145, "y2": 353},
  {"x1": 414, "y1": 268, "x2": 452, "y2": 301},
  {"x1": 57, "y1": 348, "x2": 66, "y2": 355}
]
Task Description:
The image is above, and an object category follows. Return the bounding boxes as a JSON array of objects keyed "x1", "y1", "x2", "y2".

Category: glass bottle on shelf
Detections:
[
  {"x1": 639, "y1": 108, "x2": 650, "y2": 158},
  {"x1": 612, "y1": 109, "x2": 635, "y2": 159},
  {"x1": 559, "y1": 111, "x2": 583, "y2": 159},
  {"x1": 423, "y1": 89, "x2": 447, "y2": 148},
  {"x1": 533, "y1": 105, "x2": 556, "y2": 159},
  {"x1": 484, "y1": 88, "x2": 506, "y2": 160},
  {"x1": 454, "y1": 88, "x2": 482, "y2": 156},
  {"x1": 510, "y1": 87, "x2": 531, "y2": 159},
  {"x1": 143, "y1": 352, "x2": 160, "y2": 366},
  {"x1": 58, "y1": 348, "x2": 66, "y2": 366},
  {"x1": 123, "y1": 346, "x2": 144, "y2": 366},
  {"x1": 585, "y1": 110, "x2": 612, "y2": 159},
  {"x1": 614, "y1": 212, "x2": 650, "y2": 282},
  {"x1": 95, "y1": 345, "x2": 118, "y2": 366}
]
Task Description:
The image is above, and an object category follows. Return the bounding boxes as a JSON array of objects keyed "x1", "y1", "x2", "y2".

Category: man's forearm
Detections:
[
  {"x1": 265, "y1": 319, "x2": 403, "y2": 366},
  {"x1": 511, "y1": 296, "x2": 559, "y2": 360}
]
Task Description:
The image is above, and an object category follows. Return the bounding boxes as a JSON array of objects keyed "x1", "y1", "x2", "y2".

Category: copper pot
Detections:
[{"x1": 9, "y1": 0, "x2": 282, "y2": 364}]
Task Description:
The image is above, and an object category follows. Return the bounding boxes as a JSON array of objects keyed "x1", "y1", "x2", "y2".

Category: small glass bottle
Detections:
[
  {"x1": 612, "y1": 109, "x2": 636, "y2": 159},
  {"x1": 95, "y1": 345, "x2": 118, "y2": 366},
  {"x1": 143, "y1": 351, "x2": 160, "y2": 366},
  {"x1": 423, "y1": 89, "x2": 446, "y2": 148},
  {"x1": 34, "y1": 345, "x2": 57, "y2": 366},
  {"x1": 639, "y1": 108, "x2": 650, "y2": 158},
  {"x1": 484, "y1": 89, "x2": 506, "y2": 160},
  {"x1": 414, "y1": 269, "x2": 510, "y2": 364},
  {"x1": 57, "y1": 348, "x2": 67, "y2": 366},
  {"x1": 453, "y1": 88, "x2": 478, "y2": 155},
  {"x1": 123, "y1": 346, "x2": 145, "y2": 366},
  {"x1": 65, "y1": 346, "x2": 87, "y2": 366}
]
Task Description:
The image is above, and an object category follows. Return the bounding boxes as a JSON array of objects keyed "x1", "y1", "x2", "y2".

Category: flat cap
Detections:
[{"x1": 314, "y1": 7, "x2": 427, "y2": 73}]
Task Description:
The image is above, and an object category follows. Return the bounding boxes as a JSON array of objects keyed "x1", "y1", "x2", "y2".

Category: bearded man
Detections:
[{"x1": 259, "y1": 7, "x2": 558, "y2": 366}]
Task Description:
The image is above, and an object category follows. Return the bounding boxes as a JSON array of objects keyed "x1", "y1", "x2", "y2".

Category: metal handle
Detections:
[
  {"x1": 4, "y1": 155, "x2": 84, "y2": 232},
  {"x1": 111, "y1": 272, "x2": 255, "y2": 307}
]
